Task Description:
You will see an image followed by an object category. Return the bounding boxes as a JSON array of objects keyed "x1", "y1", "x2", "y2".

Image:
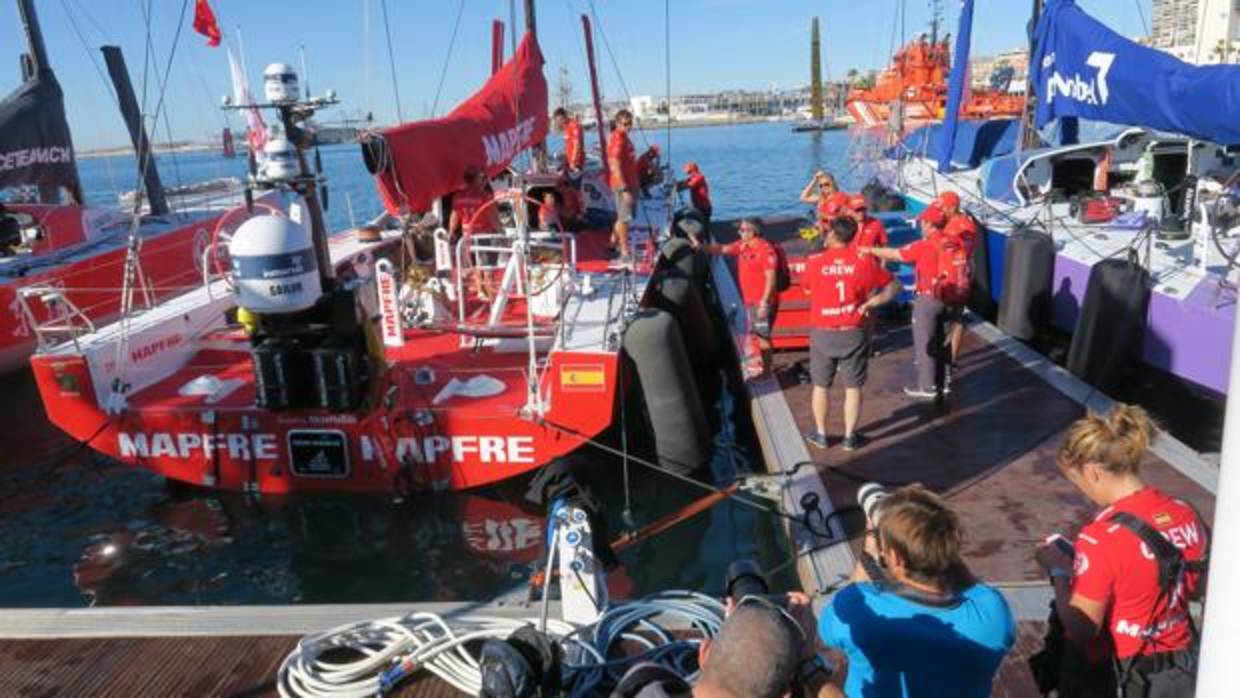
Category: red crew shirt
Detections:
[
  {"x1": 803, "y1": 247, "x2": 892, "y2": 329},
  {"x1": 607, "y1": 129, "x2": 638, "y2": 191},
  {"x1": 897, "y1": 229, "x2": 973, "y2": 296},
  {"x1": 564, "y1": 118, "x2": 585, "y2": 170},
  {"x1": 945, "y1": 212, "x2": 979, "y2": 249},
  {"x1": 1071, "y1": 487, "x2": 1207, "y2": 659},
  {"x1": 721, "y1": 237, "x2": 778, "y2": 305},
  {"x1": 453, "y1": 187, "x2": 493, "y2": 236},
  {"x1": 538, "y1": 201, "x2": 559, "y2": 229},
  {"x1": 852, "y1": 216, "x2": 889, "y2": 250},
  {"x1": 685, "y1": 172, "x2": 712, "y2": 213}
]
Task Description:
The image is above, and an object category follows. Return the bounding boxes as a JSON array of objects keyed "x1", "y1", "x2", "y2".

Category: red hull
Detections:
[
  {"x1": 31, "y1": 216, "x2": 663, "y2": 495},
  {"x1": 33, "y1": 346, "x2": 619, "y2": 494},
  {"x1": 0, "y1": 202, "x2": 247, "y2": 374}
]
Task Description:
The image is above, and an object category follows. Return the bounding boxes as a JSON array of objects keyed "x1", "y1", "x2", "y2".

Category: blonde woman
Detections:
[{"x1": 1035, "y1": 405, "x2": 1209, "y2": 697}]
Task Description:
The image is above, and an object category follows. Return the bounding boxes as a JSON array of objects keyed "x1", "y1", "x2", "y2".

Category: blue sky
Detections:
[{"x1": 1, "y1": 0, "x2": 1153, "y2": 149}]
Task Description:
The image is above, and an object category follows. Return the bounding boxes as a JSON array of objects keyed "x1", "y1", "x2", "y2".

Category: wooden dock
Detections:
[
  {"x1": 710, "y1": 214, "x2": 1218, "y2": 697},
  {"x1": 0, "y1": 601, "x2": 561, "y2": 696}
]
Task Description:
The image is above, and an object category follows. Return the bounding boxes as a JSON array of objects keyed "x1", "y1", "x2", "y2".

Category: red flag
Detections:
[{"x1": 193, "y1": 0, "x2": 222, "y2": 47}]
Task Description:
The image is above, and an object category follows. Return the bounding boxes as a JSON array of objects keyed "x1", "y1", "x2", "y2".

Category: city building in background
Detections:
[{"x1": 1150, "y1": 0, "x2": 1240, "y2": 63}]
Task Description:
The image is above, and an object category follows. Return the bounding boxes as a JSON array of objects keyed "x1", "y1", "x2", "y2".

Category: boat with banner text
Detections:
[
  {"x1": 0, "y1": 0, "x2": 254, "y2": 375},
  {"x1": 884, "y1": 0, "x2": 1240, "y2": 395},
  {"x1": 28, "y1": 20, "x2": 712, "y2": 495}
]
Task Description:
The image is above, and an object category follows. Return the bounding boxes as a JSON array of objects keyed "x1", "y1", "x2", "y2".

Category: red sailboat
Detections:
[
  {"x1": 0, "y1": 0, "x2": 254, "y2": 374},
  {"x1": 30, "y1": 23, "x2": 705, "y2": 496}
]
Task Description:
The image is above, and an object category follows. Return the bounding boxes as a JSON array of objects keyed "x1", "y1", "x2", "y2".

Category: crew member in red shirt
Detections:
[
  {"x1": 863, "y1": 205, "x2": 971, "y2": 399},
  {"x1": 537, "y1": 191, "x2": 560, "y2": 230},
  {"x1": 607, "y1": 109, "x2": 639, "y2": 268},
  {"x1": 700, "y1": 218, "x2": 780, "y2": 361},
  {"x1": 677, "y1": 162, "x2": 713, "y2": 229},
  {"x1": 935, "y1": 191, "x2": 979, "y2": 369},
  {"x1": 801, "y1": 217, "x2": 899, "y2": 450},
  {"x1": 553, "y1": 108, "x2": 585, "y2": 172},
  {"x1": 1035, "y1": 406, "x2": 1207, "y2": 697},
  {"x1": 800, "y1": 170, "x2": 841, "y2": 222},
  {"x1": 448, "y1": 165, "x2": 501, "y2": 244},
  {"x1": 848, "y1": 194, "x2": 889, "y2": 249}
]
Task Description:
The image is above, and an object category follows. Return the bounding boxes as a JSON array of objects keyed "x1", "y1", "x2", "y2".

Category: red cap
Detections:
[
  {"x1": 683, "y1": 162, "x2": 699, "y2": 174},
  {"x1": 936, "y1": 191, "x2": 961, "y2": 210},
  {"x1": 917, "y1": 205, "x2": 946, "y2": 226},
  {"x1": 848, "y1": 194, "x2": 868, "y2": 211}
]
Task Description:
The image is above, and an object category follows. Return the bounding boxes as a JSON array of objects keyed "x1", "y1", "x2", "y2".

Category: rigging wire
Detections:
[
  {"x1": 663, "y1": 0, "x2": 671, "y2": 172},
  {"x1": 58, "y1": 0, "x2": 122, "y2": 197},
  {"x1": 585, "y1": 0, "x2": 652, "y2": 152},
  {"x1": 1132, "y1": 0, "x2": 1149, "y2": 37},
  {"x1": 136, "y1": 0, "x2": 193, "y2": 200},
  {"x1": 379, "y1": 0, "x2": 405, "y2": 122},
  {"x1": 431, "y1": 0, "x2": 467, "y2": 118},
  {"x1": 362, "y1": 0, "x2": 371, "y2": 119}
]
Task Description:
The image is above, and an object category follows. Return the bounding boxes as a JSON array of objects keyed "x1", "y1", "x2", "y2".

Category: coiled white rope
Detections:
[{"x1": 276, "y1": 591, "x2": 725, "y2": 698}]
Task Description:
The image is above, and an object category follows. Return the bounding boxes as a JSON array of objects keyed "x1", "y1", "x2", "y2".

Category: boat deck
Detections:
[{"x1": 713, "y1": 214, "x2": 1218, "y2": 697}]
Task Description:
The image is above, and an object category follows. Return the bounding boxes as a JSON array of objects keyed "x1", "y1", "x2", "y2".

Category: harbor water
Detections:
[{"x1": 1, "y1": 122, "x2": 851, "y2": 607}]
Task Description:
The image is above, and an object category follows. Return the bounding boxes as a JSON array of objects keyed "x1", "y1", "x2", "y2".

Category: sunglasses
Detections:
[{"x1": 734, "y1": 595, "x2": 808, "y2": 648}]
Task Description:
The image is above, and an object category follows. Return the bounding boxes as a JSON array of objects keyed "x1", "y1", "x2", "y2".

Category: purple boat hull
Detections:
[{"x1": 998, "y1": 228, "x2": 1235, "y2": 395}]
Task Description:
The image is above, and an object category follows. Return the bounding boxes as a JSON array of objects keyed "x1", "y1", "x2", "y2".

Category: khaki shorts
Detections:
[
  {"x1": 809, "y1": 328, "x2": 869, "y2": 388},
  {"x1": 614, "y1": 189, "x2": 634, "y2": 224}
]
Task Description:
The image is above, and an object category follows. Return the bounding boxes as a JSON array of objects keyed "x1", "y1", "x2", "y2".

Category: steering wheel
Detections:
[{"x1": 461, "y1": 192, "x2": 567, "y2": 296}]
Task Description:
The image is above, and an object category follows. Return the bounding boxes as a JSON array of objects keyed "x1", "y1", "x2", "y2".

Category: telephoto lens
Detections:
[
  {"x1": 857, "y1": 483, "x2": 890, "y2": 525},
  {"x1": 725, "y1": 559, "x2": 770, "y2": 600}
]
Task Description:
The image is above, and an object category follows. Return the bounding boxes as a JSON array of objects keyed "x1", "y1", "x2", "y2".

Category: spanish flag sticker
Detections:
[{"x1": 561, "y1": 364, "x2": 606, "y2": 392}]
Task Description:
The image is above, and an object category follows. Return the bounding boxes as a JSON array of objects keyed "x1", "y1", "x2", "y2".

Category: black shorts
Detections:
[
  {"x1": 746, "y1": 302, "x2": 779, "y2": 339},
  {"x1": 809, "y1": 328, "x2": 868, "y2": 388}
]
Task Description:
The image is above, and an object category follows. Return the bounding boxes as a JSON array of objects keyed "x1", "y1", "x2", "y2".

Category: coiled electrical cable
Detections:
[{"x1": 276, "y1": 591, "x2": 725, "y2": 698}]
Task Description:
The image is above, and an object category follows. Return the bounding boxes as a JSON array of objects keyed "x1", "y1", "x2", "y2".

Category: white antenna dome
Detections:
[{"x1": 263, "y1": 63, "x2": 299, "y2": 103}]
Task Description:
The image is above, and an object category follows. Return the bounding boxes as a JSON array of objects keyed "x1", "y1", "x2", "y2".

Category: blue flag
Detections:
[
  {"x1": 1031, "y1": 0, "x2": 1240, "y2": 145},
  {"x1": 937, "y1": 0, "x2": 975, "y2": 173}
]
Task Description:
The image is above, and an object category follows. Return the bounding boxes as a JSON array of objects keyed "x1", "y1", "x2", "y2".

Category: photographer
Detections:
[
  {"x1": 818, "y1": 484, "x2": 1015, "y2": 697},
  {"x1": 613, "y1": 591, "x2": 848, "y2": 698},
  {"x1": 1033, "y1": 405, "x2": 1208, "y2": 697}
]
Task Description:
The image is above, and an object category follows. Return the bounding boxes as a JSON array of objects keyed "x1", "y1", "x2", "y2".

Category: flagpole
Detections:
[{"x1": 236, "y1": 25, "x2": 249, "y2": 87}]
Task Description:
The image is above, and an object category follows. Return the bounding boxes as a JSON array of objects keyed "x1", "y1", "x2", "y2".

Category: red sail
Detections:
[{"x1": 370, "y1": 33, "x2": 548, "y2": 215}]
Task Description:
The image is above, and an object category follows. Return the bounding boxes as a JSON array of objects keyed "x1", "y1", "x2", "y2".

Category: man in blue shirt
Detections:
[{"x1": 818, "y1": 485, "x2": 1015, "y2": 697}]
